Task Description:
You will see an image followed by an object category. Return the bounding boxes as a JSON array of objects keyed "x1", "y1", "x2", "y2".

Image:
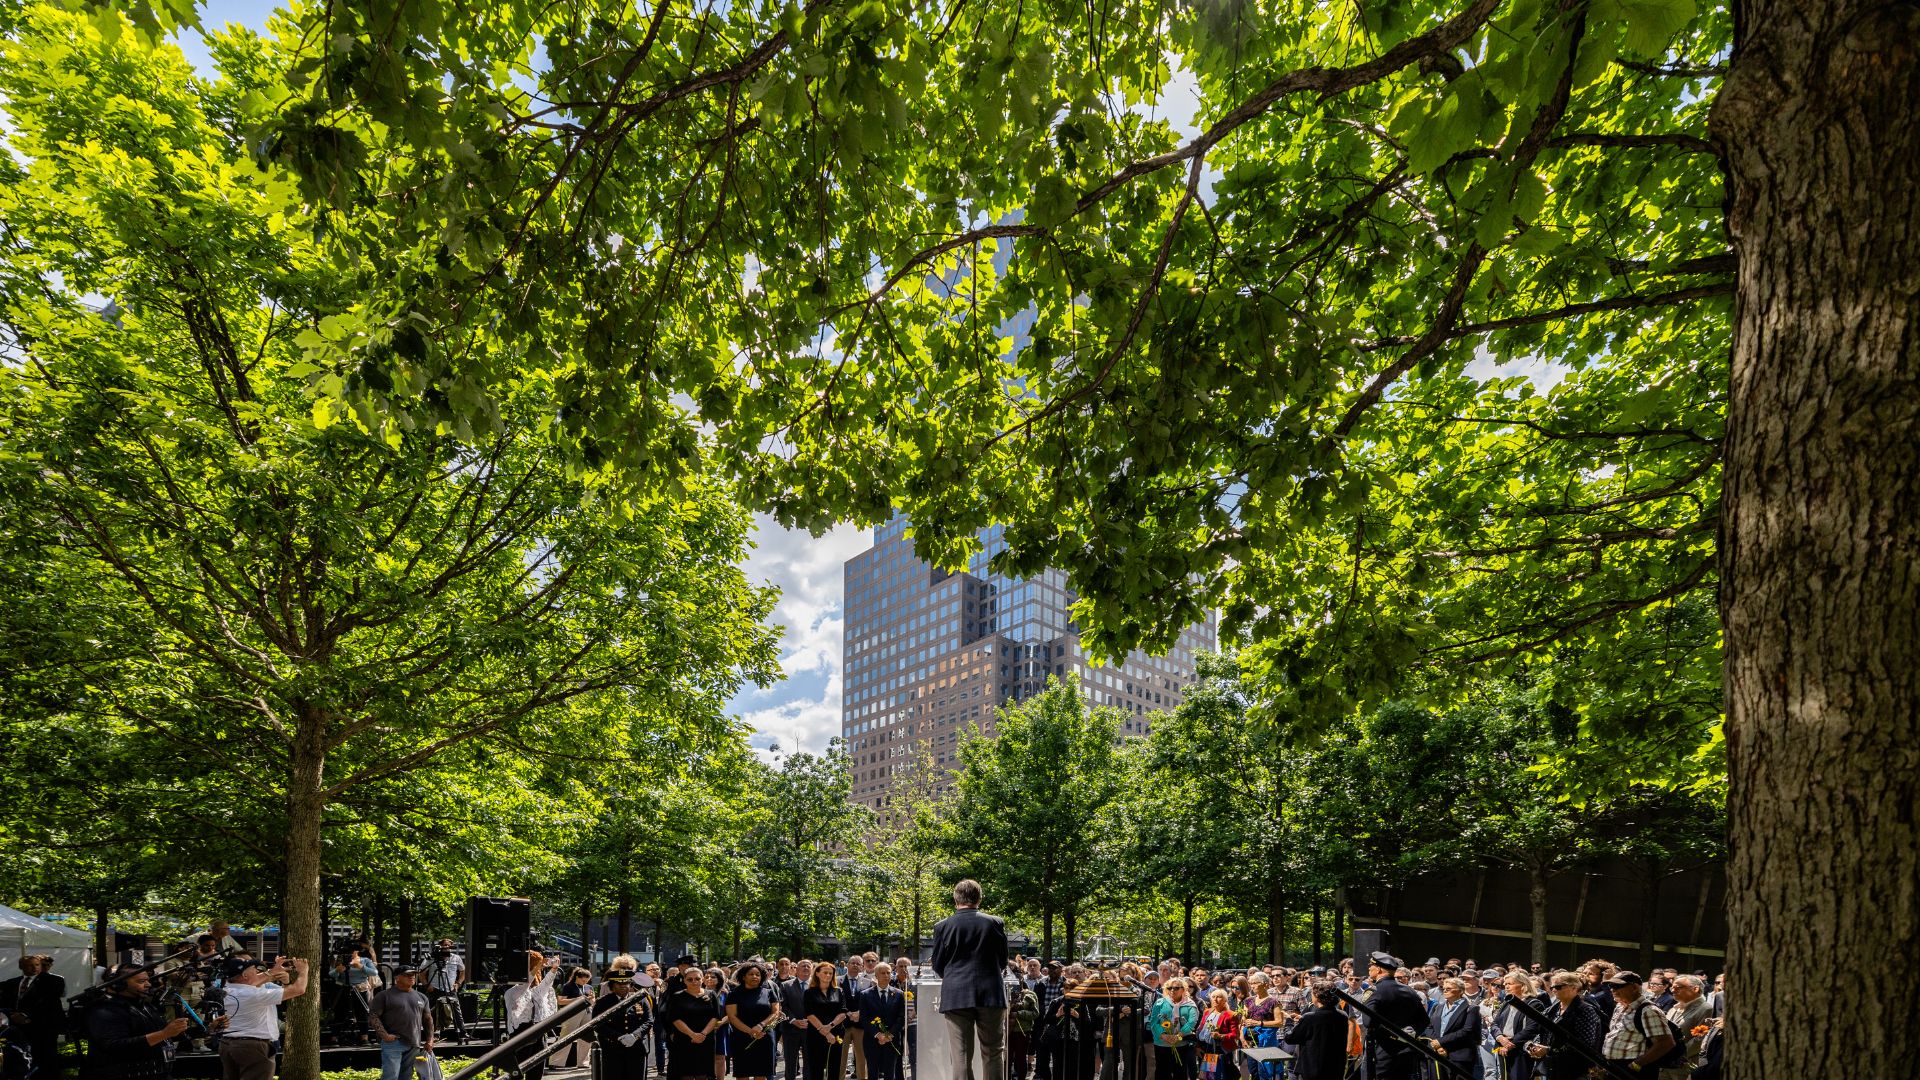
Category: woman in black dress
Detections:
[
  {"x1": 801, "y1": 963, "x2": 851, "y2": 1080},
  {"x1": 726, "y1": 963, "x2": 779, "y2": 1080},
  {"x1": 663, "y1": 968, "x2": 722, "y2": 1080}
]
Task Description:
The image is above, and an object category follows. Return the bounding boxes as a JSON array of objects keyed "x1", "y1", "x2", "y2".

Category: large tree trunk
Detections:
[
  {"x1": 94, "y1": 905, "x2": 110, "y2": 970},
  {"x1": 1713, "y1": 5, "x2": 1920, "y2": 1079},
  {"x1": 398, "y1": 897, "x2": 414, "y2": 968},
  {"x1": 1063, "y1": 908, "x2": 1077, "y2": 964},
  {"x1": 1181, "y1": 899, "x2": 1194, "y2": 964},
  {"x1": 1638, "y1": 862, "x2": 1661, "y2": 977},
  {"x1": 1310, "y1": 900, "x2": 1322, "y2": 966},
  {"x1": 1266, "y1": 885, "x2": 1284, "y2": 965},
  {"x1": 1527, "y1": 866, "x2": 1550, "y2": 967},
  {"x1": 1041, "y1": 907, "x2": 1054, "y2": 962},
  {"x1": 281, "y1": 721, "x2": 328, "y2": 1080},
  {"x1": 616, "y1": 889, "x2": 631, "y2": 955}
]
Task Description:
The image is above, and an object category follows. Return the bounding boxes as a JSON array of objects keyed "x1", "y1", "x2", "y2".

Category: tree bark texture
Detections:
[
  {"x1": 281, "y1": 718, "x2": 328, "y2": 1080},
  {"x1": 1638, "y1": 865, "x2": 1661, "y2": 977},
  {"x1": 94, "y1": 905, "x2": 110, "y2": 970},
  {"x1": 1713, "y1": 4, "x2": 1920, "y2": 1078},
  {"x1": 1527, "y1": 867, "x2": 1549, "y2": 968},
  {"x1": 1267, "y1": 885, "x2": 1285, "y2": 964},
  {"x1": 398, "y1": 897, "x2": 414, "y2": 968}
]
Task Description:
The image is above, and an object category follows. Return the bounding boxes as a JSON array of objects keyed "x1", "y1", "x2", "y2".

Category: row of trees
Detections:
[{"x1": 931, "y1": 653, "x2": 1722, "y2": 975}]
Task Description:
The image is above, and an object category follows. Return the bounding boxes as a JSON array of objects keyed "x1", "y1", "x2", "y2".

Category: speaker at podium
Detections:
[
  {"x1": 913, "y1": 978, "x2": 953, "y2": 1080},
  {"x1": 913, "y1": 975, "x2": 1028, "y2": 1080}
]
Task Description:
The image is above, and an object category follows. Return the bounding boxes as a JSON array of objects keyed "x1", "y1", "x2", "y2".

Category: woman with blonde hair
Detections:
[{"x1": 1147, "y1": 977, "x2": 1200, "y2": 1080}]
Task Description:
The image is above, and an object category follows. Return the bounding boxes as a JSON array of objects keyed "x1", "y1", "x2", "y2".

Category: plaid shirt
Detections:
[
  {"x1": 1036, "y1": 978, "x2": 1066, "y2": 1017},
  {"x1": 1602, "y1": 995, "x2": 1664, "y2": 1061}
]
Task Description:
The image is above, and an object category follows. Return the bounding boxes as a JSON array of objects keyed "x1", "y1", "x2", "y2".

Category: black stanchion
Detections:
[
  {"x1": 1503, "y1": 996, "x2": 1638, "y2": 1080},
  {"x1": 448, "y1": 996, "x2": 591, "y2": 1080}
]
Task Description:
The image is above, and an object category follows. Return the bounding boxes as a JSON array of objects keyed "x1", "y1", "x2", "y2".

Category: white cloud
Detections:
[{"x1": 733, "y1": 514, "x2": 871, "y2": 760}]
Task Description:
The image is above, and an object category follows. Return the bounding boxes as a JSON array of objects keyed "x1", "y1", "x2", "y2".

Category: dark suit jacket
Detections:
[
  {"x1": 1432, "y1": 999, "x2": 1483, "y2": 1065},
  {"x1": 929, "y1": 907, "x2": 1007, "y2": 1012},
  {"x1": 1280, "y1": 1006, "x2": 1348, "y2": 1080},
  {"x1": 0, "y1": 973, "x2": 67, "y2": 1031},
  {"x1": 1692, "y1": 1027, "x2": 1722, "y2": 1080},
  {"x1": 1491, "y1": 999, "x2": 1544, "y2": 1080}
]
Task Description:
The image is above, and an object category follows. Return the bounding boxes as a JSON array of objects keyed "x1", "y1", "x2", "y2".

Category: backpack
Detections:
[{"x1": 1626, "y1": 1000, "x2": 1686, "y2": 1069}]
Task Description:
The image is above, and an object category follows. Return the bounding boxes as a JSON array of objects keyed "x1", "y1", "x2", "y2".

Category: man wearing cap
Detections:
[
  {"x1": 369, "y1": 968, "x2": 434, "y2": 1080},
  {"x1": 1361, "y1": 953, "x2": 1430, "y2": 1080},
  {"x1": 219, "y1": 956, "x2": 310, "y2": 1080},
  {"x1": 1599, "y1": 972, "x2": 1673, "y2": 1075}
]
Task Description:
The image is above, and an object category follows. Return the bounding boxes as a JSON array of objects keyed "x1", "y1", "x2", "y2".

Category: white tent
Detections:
[{"x1": 0, "y1": 904, "x2": 95, "y2": 991}]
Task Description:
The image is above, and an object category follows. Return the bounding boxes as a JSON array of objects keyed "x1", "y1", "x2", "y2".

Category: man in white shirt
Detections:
[{"x1": 219, "y1": 956, "x2": 310, "y2": 1080}]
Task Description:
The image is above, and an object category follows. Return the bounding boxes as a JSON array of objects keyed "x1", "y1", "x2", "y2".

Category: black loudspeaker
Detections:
[
  {"x1": 467, "y1": 896, "x2": 533, "y2": 983},
  {"x1": 1353, "y1": 928, "x2": 1392, "y2": 972}
]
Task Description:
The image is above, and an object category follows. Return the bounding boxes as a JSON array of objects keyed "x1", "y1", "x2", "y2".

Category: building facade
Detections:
[{"x1": 841, "y1": 517, "x2": 1217, "y2": 810}]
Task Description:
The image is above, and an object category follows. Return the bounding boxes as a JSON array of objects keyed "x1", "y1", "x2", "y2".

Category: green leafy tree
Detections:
[
  {"x1": 866, "y1": 747, "x2": 955, "y2": 956},
  {"x1": 0, "y1": 14, "x2": 779, "y2": 1077},
  {"x1": 946, "y1": 677, "x2": 1121, "y2": 959},
  {"x1": 744, "y1": 743, "x2": 871, "y2": 954}
]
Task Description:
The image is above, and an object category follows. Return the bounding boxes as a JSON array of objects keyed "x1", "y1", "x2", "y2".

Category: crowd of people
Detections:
[
  {"x1": 992, "y1": 952, "x2": 1725, "y2": 1080},
  {"x1": 495, "y1": 951, "x2": 923, "y2": 1080},
  {"x1": 1, "y1": 913, "x2": 1726, "y2": 1080}
]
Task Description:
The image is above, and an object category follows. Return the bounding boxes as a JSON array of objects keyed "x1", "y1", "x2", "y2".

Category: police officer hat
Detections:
[{"x1": 1365, "y1": 951, "x2": 1401, "y2": 971}]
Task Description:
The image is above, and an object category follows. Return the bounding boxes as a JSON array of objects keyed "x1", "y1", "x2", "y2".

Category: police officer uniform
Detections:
[
  {"x1": 1362, "y1": 953, "x2": 1430, "y2": 1080},
  {"x1": 595, "y1": 973, "x2": 655, "y2": 1080}
]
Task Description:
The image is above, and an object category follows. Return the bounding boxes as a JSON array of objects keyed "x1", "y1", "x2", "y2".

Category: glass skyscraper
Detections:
[{"x1": 841, "y1": 517, "x2": 1218, "y2": 810}]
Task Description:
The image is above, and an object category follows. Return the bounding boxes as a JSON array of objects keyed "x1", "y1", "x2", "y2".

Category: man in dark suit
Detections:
[
  {"x1": 1279, "y1": 983, "x2": 1347, "y2": 1080},
  {"x1": 1, "y1": 955, "x2": 68, "y2": 1080},
  {"x1": 1427, "y1": 978, "x2": 1482, "y2": 1076},
  {"x1": 1361, "y1": 952, "x2": 1430, "y2": 1080},
  {"x1": 930, "y1": 880, "x2": 1008, "y2": 1080}
]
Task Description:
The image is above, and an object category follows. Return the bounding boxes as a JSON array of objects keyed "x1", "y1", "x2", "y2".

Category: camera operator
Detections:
[
  {"x1": 423, "y1": 943, "x2": 463, "y2": 996},
  {"x1": 219, "y1": 957, "x2": 309, "y2": 1080},
  {"x1": 420, "y1": 942, "x2": 464, "y2": 1041},
  {"x1": 81, "y1": 966, "x2": 190, "y2": 1080}
]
